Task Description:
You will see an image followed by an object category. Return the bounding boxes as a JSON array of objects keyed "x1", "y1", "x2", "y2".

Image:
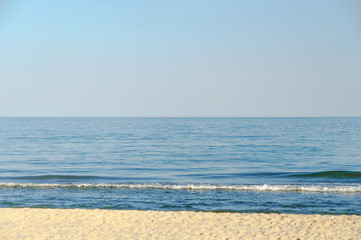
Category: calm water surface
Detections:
[{"x1": 0, "y1": 117, "x2": 360, "y2": 214}]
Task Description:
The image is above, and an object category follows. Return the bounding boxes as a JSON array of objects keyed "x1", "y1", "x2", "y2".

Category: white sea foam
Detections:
[{"x1": 0, "y1": 182, "x2": 360, "y2": 193}]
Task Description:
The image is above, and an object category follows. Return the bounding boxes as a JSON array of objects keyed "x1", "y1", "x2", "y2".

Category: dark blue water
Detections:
[{"x1": 0, "y1": 117, "x2": 360, "y2": 214}]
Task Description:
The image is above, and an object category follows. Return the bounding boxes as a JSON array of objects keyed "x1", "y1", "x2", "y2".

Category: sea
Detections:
[{"x1": 0, "y1": 117, "x2": 360, "y2": 215}]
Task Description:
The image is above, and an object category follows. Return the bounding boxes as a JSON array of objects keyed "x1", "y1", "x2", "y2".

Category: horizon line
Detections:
[{"x1": 0, "y1": 116, "x2": 360, "y2": 118}]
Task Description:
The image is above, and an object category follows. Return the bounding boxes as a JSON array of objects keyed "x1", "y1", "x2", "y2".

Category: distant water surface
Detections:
[{"x1": 0, "y1": 117, "x2": 360, "y2": 214}]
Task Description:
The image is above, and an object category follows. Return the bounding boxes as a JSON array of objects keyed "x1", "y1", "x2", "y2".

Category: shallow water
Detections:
[{"x1": 0, "y1": 117, "x2": 360, "y2": 214}]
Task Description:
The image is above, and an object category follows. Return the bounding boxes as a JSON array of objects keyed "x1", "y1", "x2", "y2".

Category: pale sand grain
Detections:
[{"x1": 0, "y1": 208, "x2": 360, "y2": 239}]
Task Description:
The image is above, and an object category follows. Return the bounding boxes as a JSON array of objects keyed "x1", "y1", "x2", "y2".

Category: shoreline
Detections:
[{"x1": 0, "y1": 208, "x2": 360, "y2": 239}]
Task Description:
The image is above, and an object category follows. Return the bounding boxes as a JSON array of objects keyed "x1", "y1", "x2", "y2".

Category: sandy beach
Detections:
[{"x1": 0, "y1": 208, "x2": 359, "y2": 239}]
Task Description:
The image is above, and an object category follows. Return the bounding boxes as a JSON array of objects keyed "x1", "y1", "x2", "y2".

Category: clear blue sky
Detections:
[{"x1": 1, "y1": 0, "x2": 360, "y2": 117}]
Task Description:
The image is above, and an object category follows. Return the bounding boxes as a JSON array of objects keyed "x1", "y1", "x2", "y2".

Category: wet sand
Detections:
[{"x1": 0, "y1": 208, "x2": 360, "y2": 239}]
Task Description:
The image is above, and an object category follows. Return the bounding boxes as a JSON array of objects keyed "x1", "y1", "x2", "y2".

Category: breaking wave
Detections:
[{"x1": 0, "y1": 182, "x2": 360, "y2": 193}]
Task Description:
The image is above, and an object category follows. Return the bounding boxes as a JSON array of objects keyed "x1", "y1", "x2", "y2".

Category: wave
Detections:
[
  {"x1": 3, "y1": 175, "x2": 113, "y2": 181},
  {"x1": 6, "y1": 171, "x2": 361, "y2": 181},
  {"x1": 288, "y1": 171, "x2": 361, "y2": 179},
  {"x1": 0, "y1": 183, "x2": 360, "y2": 193},
  {"x1": 239, "y1": 171, "x2": 361, "y2": 179}
]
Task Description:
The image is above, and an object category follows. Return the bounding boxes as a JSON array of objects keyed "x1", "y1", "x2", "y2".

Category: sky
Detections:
[{"x1": 0, "y1": 0, "x2": 360, "y2": 117}]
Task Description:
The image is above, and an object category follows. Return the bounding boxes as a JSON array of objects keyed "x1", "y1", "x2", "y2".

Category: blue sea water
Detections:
[{"x1": 0, "y1": 117, "x2": 360, "y2": 214}]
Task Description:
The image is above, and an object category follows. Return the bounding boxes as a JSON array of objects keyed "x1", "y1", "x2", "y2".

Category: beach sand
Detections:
[{"x1": 0, "y1": 208, "x2": 360, "y2": 239}]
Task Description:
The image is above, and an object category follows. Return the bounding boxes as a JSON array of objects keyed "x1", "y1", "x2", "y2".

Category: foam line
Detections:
[{"x1": 0, "y1": 183, "x2": 360, "y2": 193}]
